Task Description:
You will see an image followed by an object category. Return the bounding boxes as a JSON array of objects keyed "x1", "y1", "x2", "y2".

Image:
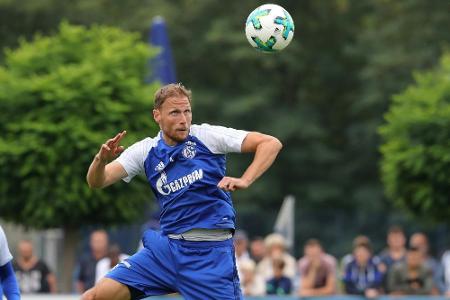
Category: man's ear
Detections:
[{"x1": 153, "y1": 109, "x2": 160, "y2": 124}]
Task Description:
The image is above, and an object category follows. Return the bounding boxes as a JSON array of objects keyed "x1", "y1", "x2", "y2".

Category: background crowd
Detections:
[
  {"x1": 234, "y1": 226, "x2": 450, "y2": 297},
  {"x1": 6, "y1": 226, "x2": 450, "y2": 297}
]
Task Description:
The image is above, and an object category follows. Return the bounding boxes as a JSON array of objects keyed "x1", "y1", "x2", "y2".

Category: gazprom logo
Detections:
[{"x1": 156, "y1": 169, "x2": 203, "y2": 195}]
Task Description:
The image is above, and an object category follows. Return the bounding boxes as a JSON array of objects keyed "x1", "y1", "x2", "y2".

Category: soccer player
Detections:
[
  {"x1": 83, "y1": 83, "x2": 282, "y2": 300},
  {"x1": 0, "y1": 225, "x2": 21, "y2": 300}
]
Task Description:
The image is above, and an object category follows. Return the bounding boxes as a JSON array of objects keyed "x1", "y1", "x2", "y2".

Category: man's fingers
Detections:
[
  {"x1": 117, "y1": 130, "x2": 127, "y2": 142},
  {"x1": 109, "y1": 130, "x2": 127, "y2": 147},
  {"x1": 218, "y1": 177, "x2": 238, "y2": 191},
  {"x1": 113, "y1": 130, "x2": 127, "y2": 143},
  {"x1": 114, "y1": 146, "x2": 125, "y2": 155},
  {"x1": 106, "y1": 138, "x2": 115, "y2": 146},
  {"x1": 101, "y1": 144, "x2": 111, "y2": 152}
]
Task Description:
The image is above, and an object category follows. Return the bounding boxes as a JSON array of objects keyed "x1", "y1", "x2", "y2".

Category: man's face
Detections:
[
  {"x1": 354, "y1": 246, "x2": 371, "y2": 265},
  {"x1": 90, "y1": 231, "x2": 109, "y2": 258},
  {"x1": 153, "y1": 96, "x2": 192, "y2": 146},
  {"x1": 305, "y1": 244, "x2": 322, "y2": 260},
  {"x1": 18, "y1": 241, "x2": 33, "y2": 261},
  {"x1": 410, "y1": 234, "x2": 428, "y2": 255},
  {"x1": 388, "y1": 232, "x2": 406, "y2": 249},
  {"x1": 250, "y1": 240, "x2": 265, "y2": 258}
]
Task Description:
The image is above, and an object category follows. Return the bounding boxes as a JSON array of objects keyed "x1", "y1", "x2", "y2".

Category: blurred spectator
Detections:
[
  {"x1": 76, "y1": 229, "x2": 109, "y2": 293},
  {"x1": 250, "y1": 236, "x2": 266, "y2": 264},
  {"x1": 388, "y1": 246, "x2": 433, "y2": 295},
  {"x1": 298, "y1": 238, "x2": 336, "y2": 297},
  {"x1": 410, "y1": 232, "x2": 445, "y2": 294},
  {"x1": 256, "y1": 233, "x2": 297, "y2": 282},
  {"x1": 13, "y1": 239, "x2": 57, "y2": 293},
  {"x1": 233, "y1": 230, "x2": 254, "y2": 283},
  {"x1": 342, "y1": 243, "x2": 382, "y2": 298},
  {"x1": 340, "y1": 235, "x2": 373, "y2": 273},
  {"x1": 95, "y1": 244, "x2": 129, "y2": 283},
  {"x1": 0, "y1": 225, "x2": 20, "y2": 300},
  {"x1": 378, "y1": 225, "x2": 407, "y2": 292},
  {"x1": 442, "y1": 249, "x2": 450, "y2": 296},
  {"x1": 266, "y1": 258, "x2": 292, "y2": 295},
  {"x1": 239, "y1": 259, "x2": 265, "y2": 296}
]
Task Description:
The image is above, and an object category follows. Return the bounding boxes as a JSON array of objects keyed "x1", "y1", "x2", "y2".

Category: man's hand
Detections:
[
  {"x1": 217, "y1": 177, "x2": 250, "y2": 192},
  {"x1": 96, "y1": 130, "x2": 127, "y2": 164},
  {"x1": 87, "y1": 130, "x2": 128, "y2": 189}
]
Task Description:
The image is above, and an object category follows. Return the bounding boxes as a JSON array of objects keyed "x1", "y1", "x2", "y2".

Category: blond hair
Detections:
[{"x1": 154, "y1": 83, "x2": 192, "y2": 109}]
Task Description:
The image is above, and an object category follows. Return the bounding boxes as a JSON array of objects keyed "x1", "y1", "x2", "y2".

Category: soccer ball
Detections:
[{"x1": 245, "y1": 4, "x2": 295, "y2": 53}]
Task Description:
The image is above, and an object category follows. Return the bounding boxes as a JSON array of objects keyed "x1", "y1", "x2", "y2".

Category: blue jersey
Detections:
[{"x1": 116, "y1": 124, "x2": 248, "y2": 235}]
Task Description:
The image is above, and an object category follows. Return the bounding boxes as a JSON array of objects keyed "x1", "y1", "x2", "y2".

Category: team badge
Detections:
[{"x1": 182, "y1": 141, "x2": 196, "y2": 159}]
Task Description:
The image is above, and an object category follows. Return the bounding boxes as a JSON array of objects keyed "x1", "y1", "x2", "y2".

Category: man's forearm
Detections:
[
  {"x1": 241, "y1": 138, "x2": 282, "y2": 185},
  {"x1": 86, "y1": 155, "x2": 108, "y2": 188}
]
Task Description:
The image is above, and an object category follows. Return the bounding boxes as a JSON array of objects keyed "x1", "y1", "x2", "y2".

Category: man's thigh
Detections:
[
  {"x1": 175, "y1": 239, "x2": 242, "y2": 300},
  {"x1": 107, "y1": 231, "x2": 177, "y2": 297},
  {"x1": 82, "y1": 278, "x2": 130, "y2": 300}
]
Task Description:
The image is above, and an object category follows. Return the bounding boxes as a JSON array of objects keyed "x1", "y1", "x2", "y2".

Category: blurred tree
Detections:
[
  {"x1": 380, "y1": 53, "x2": 450, "y2": 223},
  {"x1": 0, "y1": 22, "x2": 159, "y2": 291}
]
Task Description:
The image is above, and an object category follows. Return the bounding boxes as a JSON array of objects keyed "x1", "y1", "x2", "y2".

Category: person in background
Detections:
[
  {"x1": 378, "y1": 225, "x2": 407, "y2": 292},
  {"x1": 410, "y1": 232, "x2": 445, "y2": 294},
  {"x1": 340, "y1": 235, "x2": 373, "y2": 273},
  {"x1": 298, "y1": 238, "x2": 336, "y2": 297},
  {"x1": 250, "y1": 236, "x2": 266, "y2": 264},
  {"x1": 234, "y1": 230, "x2": 253, "y2": 283},
  {"x1": 239, "y1": 259, "x2": 265, "y2": 296},
  {"x1": 266, "y1": 258, "x2": 292, "y2": 295},
  {"x1": 13, "y1": 239, "x2": 57, "y2": 293},
  {"x1": 95, "y1": 244, "x2": 129, "y2": 284},
  {"x1": 388, "y1": 246, "x2": 433, "y2": 295},
  {"x1": 0, "y1": 225, "x2": 20, "y2": 300},
  {"x1": 256, "y1": 233, "x2": 297, "y2": 282},
  {"x1": 342, "y1": 242, "x2": 382, "y2": 298},
  {"x1": 77, "y1": 229, "x2": 109, "y2": 293}
]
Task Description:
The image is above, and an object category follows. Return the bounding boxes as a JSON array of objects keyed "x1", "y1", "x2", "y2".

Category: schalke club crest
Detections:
[{"x1": 182, "y1": 141, "x2": 196, "y2": 159}]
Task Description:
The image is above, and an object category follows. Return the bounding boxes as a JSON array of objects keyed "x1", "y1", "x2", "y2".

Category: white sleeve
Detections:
[
  {"x1": 0, "y1": 226, "x2": 13, "y2": 267},
  {"x1": 115, "y1": 137, "x2": 157, "y2": 183},
  {"x1": 191, "y1": 124, "x2": 249, "y2": 154}
]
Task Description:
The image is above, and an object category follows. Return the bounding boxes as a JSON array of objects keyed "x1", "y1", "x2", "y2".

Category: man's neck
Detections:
[{"x1": 18, "y1": 256, "x2": 37, "y2": 270}]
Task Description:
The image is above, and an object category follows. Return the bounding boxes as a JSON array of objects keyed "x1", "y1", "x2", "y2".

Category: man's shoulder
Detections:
[
  {"x1": 126, "y1": 136, "x2": 160, "y2": 153},
  {"x1": 190, "y1": 123, "x2": 243, "y2": 135},
  {"x1": 35, "y1": 259, "x2": 50, "y2": 269},
  {"x1": 190, "y1": 123, "x2": 220, "y2": 135}
]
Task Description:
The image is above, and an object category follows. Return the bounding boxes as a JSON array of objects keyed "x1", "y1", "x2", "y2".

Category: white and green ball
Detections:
[{"x1": 245, "y1": 4, "x2": 295, "y2": 53}]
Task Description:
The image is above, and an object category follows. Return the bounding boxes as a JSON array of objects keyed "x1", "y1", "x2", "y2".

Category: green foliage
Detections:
[
  {"x1": 0, "y1": 22, "x2": 159, "y2": 229},
  {"x1": 380, "y1": 53, "x2": 450, "y2": 222}
]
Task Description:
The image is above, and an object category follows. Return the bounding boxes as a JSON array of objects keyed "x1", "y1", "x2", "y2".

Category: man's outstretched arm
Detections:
[
  {"x1": 217, "y1": 132, "x2": 282, "y2": 191},
  {"x1": 87, "y1": 131, "x2": 128, "y2": 189}
]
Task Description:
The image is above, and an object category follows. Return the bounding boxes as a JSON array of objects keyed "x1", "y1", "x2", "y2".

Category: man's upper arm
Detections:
[
  {"x1": 241, "y1": 132, "x2": 276, "y2": 153},
  {"x1": 103, "y1": 161, "x2": 128, "y2": 188}
]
